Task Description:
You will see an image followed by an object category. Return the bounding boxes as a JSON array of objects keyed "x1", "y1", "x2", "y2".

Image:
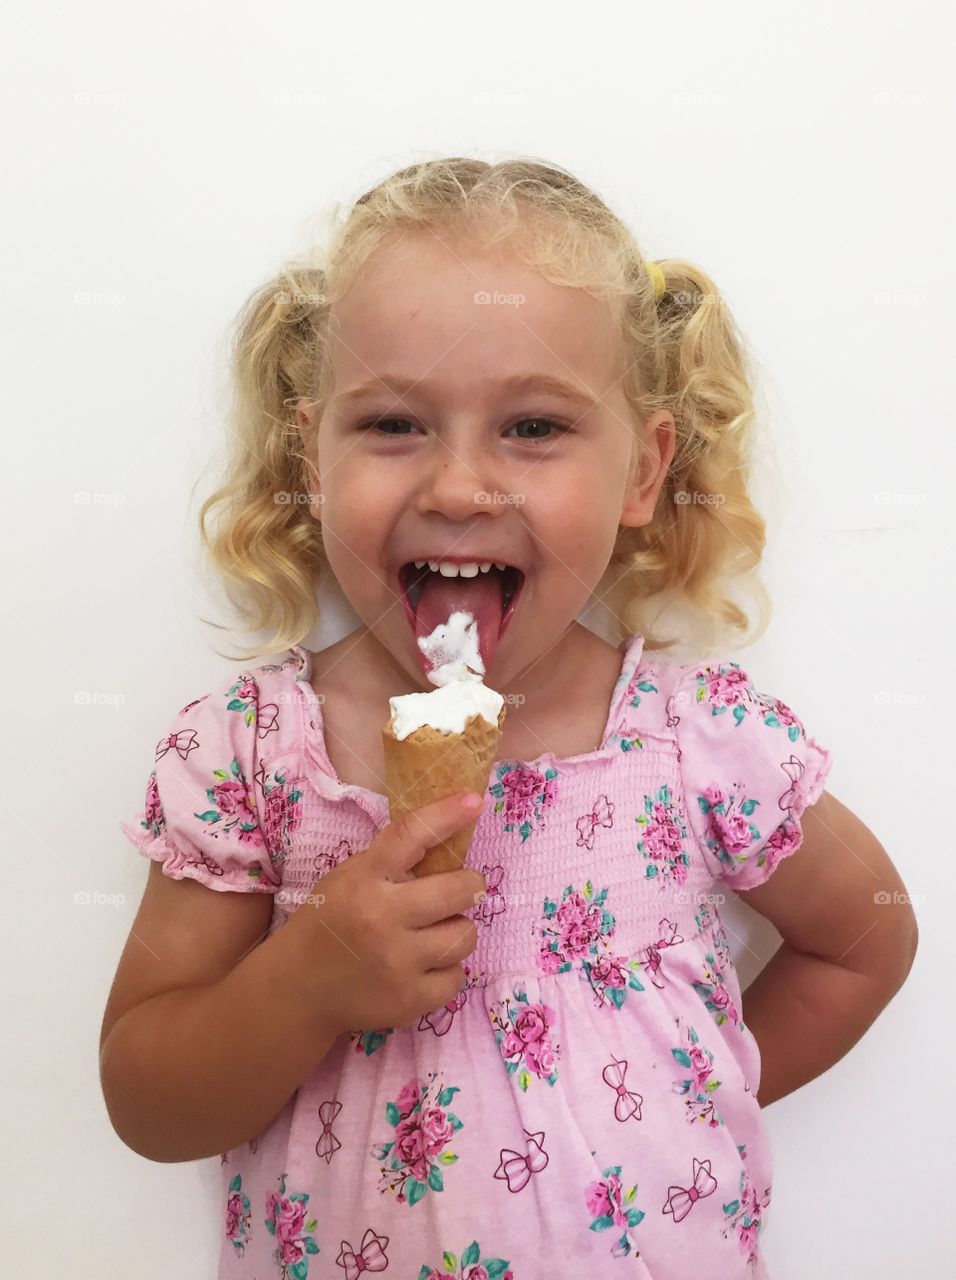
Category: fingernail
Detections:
[{"x1": 460, "y1": 793, "x2": 482, "y2": 812}]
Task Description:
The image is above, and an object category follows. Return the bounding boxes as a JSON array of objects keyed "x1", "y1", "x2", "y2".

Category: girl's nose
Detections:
[{"x1": 414, "y1": 437, "x2": 504, "y2": 519}]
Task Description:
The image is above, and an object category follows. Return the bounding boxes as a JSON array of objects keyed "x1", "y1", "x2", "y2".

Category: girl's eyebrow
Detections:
[{"x1": 334, "y1": 372, "x2": 599, "y2": 412}]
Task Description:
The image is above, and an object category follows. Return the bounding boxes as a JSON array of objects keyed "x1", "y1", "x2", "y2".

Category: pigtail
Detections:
[
  {"x1": 600, "y1": 256, "x2": 771, "y2": 655},
  {"x1": 197, "y1": 266, "x2": 330, "y2": 662}
]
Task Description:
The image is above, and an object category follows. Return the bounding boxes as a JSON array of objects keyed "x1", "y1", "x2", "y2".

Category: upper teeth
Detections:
[{"x1": 413, "y1": 560, "x2": 507, "y2": 576}]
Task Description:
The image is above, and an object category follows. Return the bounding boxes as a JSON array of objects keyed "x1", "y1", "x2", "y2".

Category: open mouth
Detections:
[{"x1": 398, "y1": 561, "x2": 525, "y2": 636}]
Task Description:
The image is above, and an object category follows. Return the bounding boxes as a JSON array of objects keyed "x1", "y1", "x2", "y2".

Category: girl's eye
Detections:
[
  {"x1": 357, "y1": 416, "x2": 567, "y2": 442},
  {"x1": 507, "y1": 417, "x2": 566, "y2": 442},
  {"x1": 358, "y1": 417, "x2": 416, "y2": 436}
]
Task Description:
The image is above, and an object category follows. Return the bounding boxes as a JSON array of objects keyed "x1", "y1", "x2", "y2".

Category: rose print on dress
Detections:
[
  {"x1": 315, "y1": 1099, "x2": 342, "y2": 1164},
  {"x1": 697, "y1": 780, "x2": 800, "y2": 881},
  {"x1": 489, "y1": 762, "x2": 558, "y2": 841},
  {"x1": 670, "y1": 1021, "x2": 724, "y2": 1126},
  {"x1": 634, "y1": 785, "x2": 689, "y2": 885},
  {"x1": 693, "y1": 664, "x2": 750, "y2": 722},
  {"x1": 489, "y1": 985, "x2": 560, "y2": 1089},
  {"x1": 662, "y1": 1156, "x2": 717, "y2": 1222},
  {"x1": 575, "y1": 794, "x2": 614, "y2": 851},
  {"x1": 131, "y1": 770, "x2": 262, "y2": 884},
  {"x1": 264, "y1": 1172, "x2": 320, "y2": 1277},
  {"x1": 417, "y1": 1239, "x2": 512, "y2": 1279},
  {"x1": 585, "y1": 1164, "x2": 645, "y2": 1257},
  {"x1": 371, "y1": 1074, "x2": 463, "y2": 1206},
  {"x1": 494, "y1": 1127, "x2": 549, "y2": 1192},
  {"x1": 195, "y1": 756, "x2": 266, "y2": 848},
  {"x1": 537, "y1": 882, "x2": 645, "y2": 1010},
  {"x1": 336, "y1": 1227, "x2": 389, "y2": 1276},
  {"x1": 692, "y1": 950, "x2": 742, "y2": 1029},
  {"x1": 226, "y1": 1173, "x2": 252, "y2": 1255},
  {"x1": 693, "y1": 663, "x2": 808, "y2": 742},
  {"x1": 602, "y1": 1054, "x2": 643, "y2": 1122},
  {"x1": 720, "y1": 1158, "x2": 771, "y2": 1266}
]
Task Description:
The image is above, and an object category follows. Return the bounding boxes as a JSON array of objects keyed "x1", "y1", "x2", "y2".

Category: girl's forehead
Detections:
[{"x1": 329, "y1": 239, "x2": 619, "y2": 375}]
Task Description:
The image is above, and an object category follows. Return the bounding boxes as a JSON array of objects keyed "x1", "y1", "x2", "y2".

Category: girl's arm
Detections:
[
  {"x1": 737, "y1": 790, "x2": 918, "y2": 1107},
  {"x1": 99, "y1": 862, "x2": 340, "y2": 1162}
]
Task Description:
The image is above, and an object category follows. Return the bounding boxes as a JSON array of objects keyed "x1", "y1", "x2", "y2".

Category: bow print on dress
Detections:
[
  {"x1": 493, "y1": 1128, "x2": 549, "y2": 1193},
  {"x1": 602, "y1": 1054, "x2": 644, "y2": 1122},
  {"x1": 418, "y1": 987, "x2": 467, "y2": 1036},
  {"x1": 575, "y1": 794, "x2": 615, "y2": 850},
  {"x1": 315, "y1": 1099, "x2": 342, "y2": 1164},
  {"x1": 663, "y1": 1156, "x2": 717, "y2": 1222},
  {"x1": 640, "y1": 917, "x2": 686, "y2": 990},
  {"x1": 335, "y1": 1227, "x2": 389, "y2": 1277},
  {"x1": 155, "y1": 728, "x2": 199, "y2": 762}
]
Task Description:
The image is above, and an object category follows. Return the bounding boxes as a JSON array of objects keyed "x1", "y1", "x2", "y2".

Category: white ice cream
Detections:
[{"x1": 388, "y1": 610, "x2": 505, "y2": 740}]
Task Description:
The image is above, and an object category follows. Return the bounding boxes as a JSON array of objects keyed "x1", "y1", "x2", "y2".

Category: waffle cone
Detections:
[{"x1": 382, "y1": 704, "x2": 506, "y2": 876}]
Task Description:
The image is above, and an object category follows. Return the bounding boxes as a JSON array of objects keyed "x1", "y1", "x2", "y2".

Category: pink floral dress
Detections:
[{"x1": 120, "y1": 633, "x2": 832, "y2": 1279}]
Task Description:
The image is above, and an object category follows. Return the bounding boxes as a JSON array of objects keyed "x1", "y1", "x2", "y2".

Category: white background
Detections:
[{"x1": 3, "y1": 1, "x2": 953, "y2": 1275}]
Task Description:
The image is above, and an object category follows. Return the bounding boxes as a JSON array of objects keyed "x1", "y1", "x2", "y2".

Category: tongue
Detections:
[{"x1": 414, "y1": 571, "x2": 504, "y2": 675}]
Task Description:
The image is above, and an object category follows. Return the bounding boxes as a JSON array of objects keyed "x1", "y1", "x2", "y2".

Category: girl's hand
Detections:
[{"x1": 286, "y1": 792, "x2": 488, "y2": 1036}]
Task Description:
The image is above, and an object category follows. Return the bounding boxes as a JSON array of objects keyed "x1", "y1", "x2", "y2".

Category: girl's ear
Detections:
[
  {"x1": 619, "y1": 411, "x2": 676, "y2": 529},
  {"x1": 295, "y1": 399, "x2": 323, "y2": 522}
]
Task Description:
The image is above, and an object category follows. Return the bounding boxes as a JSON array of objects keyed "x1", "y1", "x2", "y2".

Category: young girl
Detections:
[{"x1": 101, "y1": 157, "x2": 917, "y2": 1279}]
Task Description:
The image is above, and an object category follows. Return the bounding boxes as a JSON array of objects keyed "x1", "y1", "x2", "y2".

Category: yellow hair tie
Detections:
[{"x1": 646, "y1": 259, "x2": 666, "y2": 300}]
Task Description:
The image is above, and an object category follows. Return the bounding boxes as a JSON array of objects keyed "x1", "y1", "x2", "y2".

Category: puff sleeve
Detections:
[
  {"x1": 118, "y1": 671, "x2": 283, "y2": 894},
  {"x1": 675, "y1": 660, "x2": 833, "y2": 891}
]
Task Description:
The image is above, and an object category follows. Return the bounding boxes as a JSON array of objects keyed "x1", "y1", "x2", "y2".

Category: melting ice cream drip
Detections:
[
  {"x1": 417, "y1": 610, "x2": 485, "y2": 687},
  {"x1": 388, "y1": 610, "x2": 504, "y2": 741}
]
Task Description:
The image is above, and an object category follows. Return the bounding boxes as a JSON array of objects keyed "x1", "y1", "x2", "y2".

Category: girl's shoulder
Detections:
[
  {"x1": 118, "y1": 648, "x2": 319, "y2": 895},
  {"x1": 627, "y1": 650, "x2": 834, "y2": 891}
]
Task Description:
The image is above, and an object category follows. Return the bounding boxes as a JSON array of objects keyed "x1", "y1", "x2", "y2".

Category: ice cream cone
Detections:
[{"x1": 381, "y1": 704, "x2": 506, "y2": 876}]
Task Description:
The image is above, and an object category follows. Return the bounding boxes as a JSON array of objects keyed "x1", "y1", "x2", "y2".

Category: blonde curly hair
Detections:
[{"x1": 198, "y1": 155, "x2": 770, "y2": 662}]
